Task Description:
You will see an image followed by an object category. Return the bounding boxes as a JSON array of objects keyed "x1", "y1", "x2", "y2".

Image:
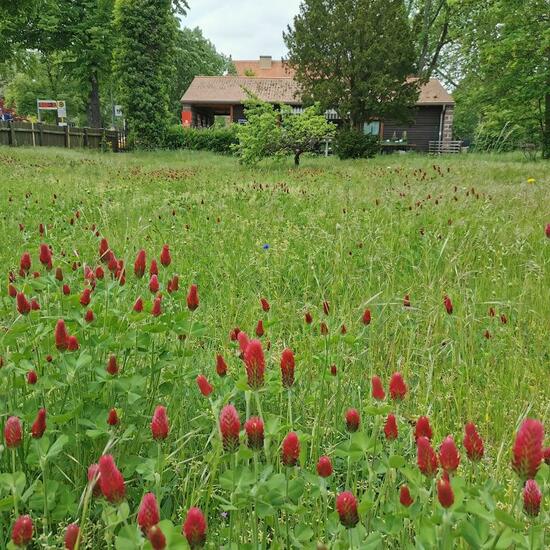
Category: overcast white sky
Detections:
[{"x1": 183, "y1": 0, "x2": 302, "y2": 60}]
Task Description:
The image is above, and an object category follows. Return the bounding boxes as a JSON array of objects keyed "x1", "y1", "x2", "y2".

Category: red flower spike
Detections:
[
  {"x1": 8, "y1": 284, "x2": 17, "y2": 298},
  {"x1": 20, "y1": 252, "x2": 31, "y2": 274},
  {"x1": 371, "y1": 375, "x2": 385, "y2": 400},
  {"x1": 152, "y1": 295, "x2": 162, "y2": 317},
  {"x1": 245, "y1": 416, "x2": 264, "y2": 451},
  {"x1": 244, "y1": 339, "x2": 265, "y2": 389},
  {"x1": 330, "y1": 364, "x2": 337, "y2": 376},
  {"x1": 463, "y1": 422, "x2": 484, "y2": 461},
  {"x1": 545, "y1": 223, "x2": 550, "y2": 238},
  {"x1": 437, "y1": 476, "x2": 454, "y2": 508},
  {"x1": 260, "y1": 298, "x2": 270, "y2": 312},
  {"x1": 255, "y1": 319, "x2": 264, "y2": 337},
  {"x1": 11, "y1": 515, "x2": 33, "y2": 546},
  {"x1": 543, "y1": 447, "x2": 550, "y2": 465},
  {"x1": 336, "y1": 492, "x2": 359, "y2": 528},
  {"x1": 414, "y1": 416, "x2": 433, "y2": 441},
  {"x1": 149, "y1": 274, "x2": 160, "y2": 293},
  {"x1": 55, "y1": 319, "x2": 69, "y2": 350},
  {"x1": 87, "y1": 464, "x2": 101, "y2": 497},
  {"x1": 134, "y1": 249, "x2": 146, "y2": 277},
  {"x1": 323, "y1": 301, "x2": 330, "y2": 315},
  {"x1": 148, "y1": 525, "x2": 167, "y2": 550},
  {"x1": 30, "y1": 298, "x2": 40, "y2": 311},
  {"x1": 183, "y1": 507, "x2": 207, "y2": 549},
  {"x1": 439, "y1": 436, "x2": 460, "y2": 473},
  {"x1": 80, "y1": 288, "x2": 91, "y2": 307},
  {"x1": 107, "y1": 355, "x2": 119, "y2": 375},
  {"x1": 444, "y1": 295, "x2": 453, "y2": 314},
  {"x1": 99, "y1": 238, "x2": 109, "y2": 262},
  {"x1": 64, "y1": 523, "x2": 80, "y2": 550},
  {"x1": 237, "y1": 331, "x2": 249, "y2": 355},
  {"x1": 340, "y1": 324, "x2": 347, "y2": 334},
  {"x1": 169, "y1": 275, "x2": 179, "y2": 293},
  {"x1": 84, "y1": 309, "x2": 94, "y2": 323},
  {"x1": 98, "y1": 454, "x2": 126, "y2": 503},
  {"x1": 389, "y1": 372, "x2": 407, "y2": 400},
  {"x1": 384, "y1": 414, "x2": 398, "y2": 440},
  {"x1": 27, "y1": 370, "x2": 38, "y2": 385},
  {"x1": 16, "y1": 292, "x2": 31, "y2": 315},
  {"x1": 281, "y1": 432, "x2": 300, "y2": 466},
  {"x1": 523, "y1": 479, "x2": 542, "y2": 516},
  {"x1": 403, "y1": 294, "x2": 411, "y2": 307},
  {"x1": 362, "y1": 308, "x2": 371, "y2": 325},
  {"x1": 55, "y1": 267, "x2": 63, "y2": 281},
  {"x1": 196, "y1": 375, "x2": 213, "y2": 397},
  {"x1": 95, "y1": 265, "x2": 104, "y2": 279},
  {"x1": 151, "y1": 406, "x2": 169, "y2": 440},
  {"x1": 512, "y1": 418, "x2": 544, "y2": 479},
  {"x1": 305, "y1": 311, "x2": 313, "y2": 324},
  {"x1": 216, "y1": 354, "x2": 227, "y2": 377},
  {"x1": 39, "y1": 223, "x2": 44, "y2": 236},
  {"x1": 160, "y1": 245, "x2": 171, "y2": 267},
  {"x1": 187, "y1": 284, "x2": 199, "y2": 311},
  {"x1": 133, "y1": 296, "x2": 144, "y2": 312},
  {"x1": 219, "y1": 404, "x2": 240, "y2": 452},
  {"x1": 280, "y1": 348, "x2": 295, "y2": 388},
  {"x1": 399, "y1": 485, "x2": 413, "y2": 507},
  {"x1": 320, "y1": 322, "x2": 328, "y2": 336},
  {"x1": 67, "y1": 335, "x2": 79, "y2": 351},
  {"x1": 39, "y1": 243, "x2": 52, "y2": 268},
  {"x1": 417, "y1": 436, "x2": 438, "y2": 476},
  {"x1": 317, "y1": 455, "x2": 333, "y2": 477},
  {"x1": 345, "y1": 409, "x2": 360, "y2": 433},
  {"x1": 63, "y1": 284, "x2": 71, "y2": 295},
  {"x1": 5, "y1": 416, "x2": 23, "y2": 448},
  {"x1": 138, "y1": 492, "x2": 160, "y2": 534},
  {"x1": 229, "y1": 327, "x2": 240, "y2": 341},
  {"x1": 107, "y1": 409, "x2": 119, "y2": 426}
]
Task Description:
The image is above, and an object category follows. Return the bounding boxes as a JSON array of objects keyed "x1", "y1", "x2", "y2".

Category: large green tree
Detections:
[
  {"x1": 284, "y1": 0, "x2": 419, "y2": 128},
  {"x1": 113, "y1": 0, "x2": 179, "y2": 147}
]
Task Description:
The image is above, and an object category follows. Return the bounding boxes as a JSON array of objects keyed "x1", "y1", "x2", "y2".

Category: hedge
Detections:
[{"x1": 165, "y1": 125, "x2": 239, "y2": 154}]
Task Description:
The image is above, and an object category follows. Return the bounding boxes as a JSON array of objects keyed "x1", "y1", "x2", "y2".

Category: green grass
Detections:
[{"x1": 0, "y1": 146, "x2": 548, "y2": 548}]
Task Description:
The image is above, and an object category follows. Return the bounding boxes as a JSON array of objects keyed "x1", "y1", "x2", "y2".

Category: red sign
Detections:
[
  {"x1": 37, "y1": 100, "x2": 58, "y2": 110},
  {"x1": 181, "y1": 110, "x2": 192, "y2": 127}
]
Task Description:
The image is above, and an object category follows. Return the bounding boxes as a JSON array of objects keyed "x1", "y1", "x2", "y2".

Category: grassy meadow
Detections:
[{"x1": 0, "y1": 146, "x2": 548, "y2": 548}]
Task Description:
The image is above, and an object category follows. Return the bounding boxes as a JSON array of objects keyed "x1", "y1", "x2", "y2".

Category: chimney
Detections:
[{"x1": 259, "y1": 56, "x2": 272, "y2": 70}]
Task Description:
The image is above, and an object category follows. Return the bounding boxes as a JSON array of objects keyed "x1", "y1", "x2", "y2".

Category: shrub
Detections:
[
  {"x1": 165, "y1": 125, "x2": 239, "y2": 154},
  {"x1": 334, "y1": 128, "x2": 379, "y2": 159}
]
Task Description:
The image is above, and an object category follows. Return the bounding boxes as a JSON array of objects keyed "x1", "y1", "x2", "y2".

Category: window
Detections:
[{"x1": 363, "y1": 120, "x2": 380, "y2": 136}]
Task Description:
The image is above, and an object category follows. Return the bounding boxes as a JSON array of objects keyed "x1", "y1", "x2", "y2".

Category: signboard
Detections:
[
  {"x1": 37, "y1": 100, "x2": 58, "y2": 110},
  {"x1": 114, "y1": 105, "x2": 123, "y2": 117},
  {"x1": 57, "y1": 101, "x2": 67, "y2": 118}
]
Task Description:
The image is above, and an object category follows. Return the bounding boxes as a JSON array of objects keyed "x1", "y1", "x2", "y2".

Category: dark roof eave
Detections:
[{"x1": 180, "y1": 98, "x2": 303, "y2": 106}]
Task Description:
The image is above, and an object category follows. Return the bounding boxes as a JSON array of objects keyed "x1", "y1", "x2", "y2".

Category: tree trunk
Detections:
[
  {"x1": 543, "y1": 91, "x2": 550, "y2": 159},
  {"x1": 294, "y1": 150, "x2": 301, "y2": 166},
  {"x1": 87, "y1": 71, "x2": 102, "y2": 128}
]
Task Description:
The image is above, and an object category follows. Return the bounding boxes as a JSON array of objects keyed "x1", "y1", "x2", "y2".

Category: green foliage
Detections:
[
  {"x1": 334, "y1": 128, "x2": 379, "y2": 159},
  {"x1": 236, "y1": 98, "x2": 335, "y2": 165},
  {"x1": 165, "y1": 124, "x2": 238, "y2": 153},
  {"x1": 284, "y1": 0, "x2": 419, "y2": 127},
  {"x1": 112, "y1": 0, "x2": 177, "y2": 148}
]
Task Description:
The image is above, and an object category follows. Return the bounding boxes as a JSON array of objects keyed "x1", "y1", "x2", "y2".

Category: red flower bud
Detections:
[
  {"x1": 4, "y1": 416, "x2": 23, "y2": 448},
  {"x1": 371, "y1": 375, "x2": 385, "y2": 400},
  {"x1": 260, "y1": 298, "x2": 270, "y2": 312},
  {"x1": 196, "y1": 375, "x2": 213, "y2": 397},
  {"x1": 280, "y1": 348, "x2": 295, "y2": 388},
  {"x1": 107, "y1": 408, "x2": 119, "y2": 426},
  {"x1": 345, "y1": 408, "x2": 360, "y2": 433},
  {"x1": 67, "y1": 335, "x2": 79, "y2": 351},
  {"x1": 229, "y1": 326, "x2": 240, "y2": 341},
  {"x1": 20, "y1": 252, "x2": 31, "y2": 274},
  {"x1": 244, "y1": 339, "x2": 265, "y2": 389},
  {"x1": 55, "y1": 319, "x2": 69, "y2": 350},
  {"x1": 187, "y1": 284, "x2": 199, "y2": 311},
  {"x1": 99, "y1": 238, "x2": 109, "y2": 262},
  {"x1": 216, "y1": 354, "x2": 227, "y2": 377},
  {"x1": 64, "y1": 523, "x2": 80, "y2": 550},
  {"x1": 39, "y1": 243, "x2": 52, "y2": 268},
  {"x1": 415, "y1": 416, "x2": 432, "y2": 441},
  {"x1": 237, "y1": 331, "x2": 249, "y2": 355},
  {"x1": 149, "y1": 274, "x2": 159, "y2": 293},
  {"x1": 151, "y1": 405, "x2": 169, "y2": 440},
  {"x1": 330, "y1": 364, "x2": 337, "y2": 376},
  {"x1": 512, "y1": 418, "x2": 544, "y2": 479},
  {"x1": 80, "y1": 288, "x2": 91, "y2": 306},
  {"x1": 444, "y1": 295, "x2": 453, "y2": 314},
  {"x1": 523, "y1": 479, "x2": 542, "y2": 516},
  {"x1": 255, "y1": 319, "x2": 264, "y2": 337},
  {"x1": 463, "y1": 422, "x2": 484, "y2": 461},
  {"x1": 8, "y1": 284, "x2": 17, "y2": 298},
  {"x1": 63, "y1": 284, "x2": 70, "y2": 295},
  {"x1": 27, "y1": 370, "x2": 38, "y2": 385},
  {"x1": 11, "y1": 515, "x2": 33, "y2": 546},
  {"x1": 500, "y1": 314, "x2": 508, "y2": 324},
  {"x1": 55, "y1": 267, "x2": 63, "y2": 281},
  {"x1": 31, "y1": 408, "x2": 46, "y2": 439},
  {"x1": 133, "y1": 296, "x2": 144, "y2": 312},
  {"x1": 316, "y1": 455, "x2": 333, "y2": 477},
  {"x1": 322, "y1": 300, "x2": 330, "y2": 315},
  {"x1": 95, "y1": 265, "x2": 105, "y2": 279},
  {"x1": 16, "y1": 292, "x2": 31, "y2": 314},
  {"x1": 134, "y1": 249, "x2": 146, "y2": 277},
  {"x1": 281, "y1": 432, "x2": 300, "y2": 466},
  {"x1": 219, "y1": 404, "x2": 240, "y2": 452},
  {"x1": 362, "y1": 308, "x2": 371, "y2": 325},
  {"x1": 148, "y1": 525, "x2": 167, "y2": 550},
  {"x1": 320, "y1": 322, "x2": 328, "y2": 336},
  {"x1": 245, "y1": 416, "x2": 264, "y2": 451},
  {"x1": 439, "y1": 436, "x2": 460, "y2": 473},
  {"x1": 417, "y1": 436, "x2": 438, "y2": 476},
  {"x1": 488, "y1": 306, "x2": 495, "y2": 317},
  {"x1": 138, "y1": 492, "x2": 160, "y2": 534},
  {"x1": 149, "y1": 259, "x2": 158, "y2": 276},
  {"x1": 152, "y1": 295, "x2": 162, "y2": 317},
  {"x1": 98, "y1": 454, "x2": 125, "y2": 503},
  {"x1": 389, "y1": 372, "x2": 407, "y2": 400},
  {"x1": 87, "y1": 463, "x2": 101, "y2": 497},
  {"x1": 84, "y1": 309, "x2": 94, "y2": 323},
  {"x1": 545, "y1": 223, "x2": 550, "y2": 238},
  {"x1": 403, "y1": 294, "x2": 411, "y2": 307},
  {"x1": 384, "y1": 414, "x2": 398, "y2": 440},
  {"x1": 160, "y1": 245, "x2": 171, "y2": 267},
  {"x1": 305, "y1": 311, "x2": 313, "y2": 324},
  {"x1": 336, "y1": 492, "x2": 359, "y2": 528},
  {"x1": 399, "y1": 485, "x2": 413, "y2": 507},
  {"x1": 183, "y1": 507, "x2": 207, "y2": 549},
  {"x1": 30, "y1": 298, "x2": 40, "y2": 311},
  {"x1": 437, "y1": 476, "x2": 454, "y2": 508}
]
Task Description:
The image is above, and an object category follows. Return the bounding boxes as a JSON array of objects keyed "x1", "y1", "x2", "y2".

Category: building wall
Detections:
[{"x1": 382, "y1": 106, "x2": 444, "y2": 151}]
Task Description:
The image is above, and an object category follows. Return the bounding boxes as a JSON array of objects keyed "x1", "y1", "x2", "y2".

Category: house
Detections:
[{"x1": 180, "y1": 56, "x2": 454, "y2": 151}]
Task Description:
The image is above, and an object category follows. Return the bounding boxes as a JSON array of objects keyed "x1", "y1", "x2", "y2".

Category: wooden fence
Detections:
[
  {"x1": 428, "y1": 140, "x2": 463, "y2": 154},
  {"x1": 0, "y1": 121, "x2": 126, "y2": 152}
]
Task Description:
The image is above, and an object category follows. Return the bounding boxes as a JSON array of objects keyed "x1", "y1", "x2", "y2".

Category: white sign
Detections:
[
  {"x1": 114, "y1": 105, "x2": 123, "y2": 117},
  {"x1": 57, "y1": 100, "x2": 67, "y2": 118}
]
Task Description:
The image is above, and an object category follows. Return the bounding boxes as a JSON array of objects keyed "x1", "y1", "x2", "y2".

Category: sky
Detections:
[{"x1": 183, "y1": 0, "x2": 302, "y2": 60}]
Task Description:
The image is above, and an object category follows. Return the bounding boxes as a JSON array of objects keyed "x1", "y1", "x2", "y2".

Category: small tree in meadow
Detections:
[{"x1": 236, "y1": 98, "x2": 335, "y2": 166}]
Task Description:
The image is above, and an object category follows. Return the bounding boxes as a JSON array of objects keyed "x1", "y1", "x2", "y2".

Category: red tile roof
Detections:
[{"x1": 233, "y1": 59, "x2": 295, "y2": 78}]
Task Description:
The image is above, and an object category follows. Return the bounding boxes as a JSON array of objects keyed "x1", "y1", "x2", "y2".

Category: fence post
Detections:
[
  {"x1": 64, "y1": 125, "x2": 70, "y2": 148},
  {"x1": 83, "y1": 127, "x2": 89, "y2": 148},
  {"x1": 8, "y1": 121, "x2": 16, "y2": 146},
  {"x1": 38, "y1": 123, "x2": 44, "y2": 146},
  {"x1": 31, "y1": 122, "x2": 36, "y2": 147}
]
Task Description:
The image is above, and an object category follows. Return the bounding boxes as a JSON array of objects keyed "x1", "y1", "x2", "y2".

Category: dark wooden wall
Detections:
[{"x1": 383, "y1": 106, "x2": 443, "y2": 151}]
